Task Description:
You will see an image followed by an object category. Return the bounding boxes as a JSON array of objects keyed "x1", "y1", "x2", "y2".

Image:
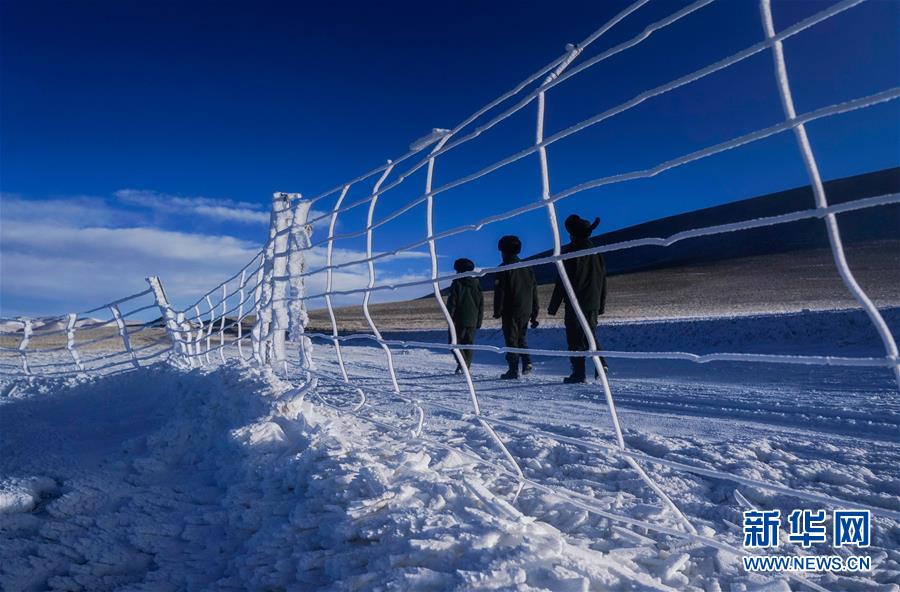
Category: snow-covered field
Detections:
[{"x1": 2, "y1": 308, "x2": 898, "y2": 591}]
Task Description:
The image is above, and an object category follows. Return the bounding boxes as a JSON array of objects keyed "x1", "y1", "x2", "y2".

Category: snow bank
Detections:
[
  {"x1": 0, "y1": 364, "x2": 684, "y2": 591},
  {"x1": 0, "y1": 477, "x2": 58, "y2": 514}
]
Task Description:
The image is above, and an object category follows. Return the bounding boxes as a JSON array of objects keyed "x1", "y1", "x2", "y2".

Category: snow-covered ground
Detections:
[{"x1": 1, "y1": 308, "x2": 898, "y2": 591}]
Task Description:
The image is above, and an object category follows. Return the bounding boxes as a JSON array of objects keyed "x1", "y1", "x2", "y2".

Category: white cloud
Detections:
[
  {"x1": 0, "y1": 194, "x2": 139, "y2": 227},
  {"x1": 115, "y1": 189, "x2": 269, "y2": 225},
  {"x1": 0, "y1": 195, "x2": 434, "y2": 316}
]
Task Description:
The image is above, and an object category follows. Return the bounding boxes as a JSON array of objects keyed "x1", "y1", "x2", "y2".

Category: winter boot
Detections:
[
  {"x1": 500, "y1": 359, "x2": 519, "y2": 380},
  {"x1": 565, "y1": 357, "x2": 586, "y2": 384},
  {"x1": 521, "y1": 356, "x2": 533, "y2": 375}
]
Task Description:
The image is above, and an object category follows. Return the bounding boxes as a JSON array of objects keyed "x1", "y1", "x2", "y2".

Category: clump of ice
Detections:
[{"x1": 0, "y1": 476, "x2": 58, "y2": 514}]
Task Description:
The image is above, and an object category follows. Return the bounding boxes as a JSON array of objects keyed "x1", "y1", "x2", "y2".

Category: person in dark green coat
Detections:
[
  {"x1": 493, "y1": 236, "x2": 539, "y2": 379},
  {"x1": 547, "y1": 215, "x2": 608, "y2": 384},
  {"x1": 446, "y1": 258, "x2": 484, "y2": 373}
]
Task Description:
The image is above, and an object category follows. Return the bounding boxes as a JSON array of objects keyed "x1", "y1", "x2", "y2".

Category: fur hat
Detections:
[
  {"x1": 453, "y1": 258, "x2": 475, "y2": 273},
  {"x1": 564, "y1": 214, "x2": 600, "y2": 239},
  {"x1": 497, "y1": 235, "x2": 522, "y2": 255}
]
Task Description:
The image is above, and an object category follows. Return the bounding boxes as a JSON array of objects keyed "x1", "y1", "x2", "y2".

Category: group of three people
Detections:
[{"x1": 445, "y1": 214, "x2": 607, "y2": 384}]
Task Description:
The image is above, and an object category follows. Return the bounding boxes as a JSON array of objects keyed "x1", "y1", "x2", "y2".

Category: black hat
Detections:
[
  {"x1": 497, "y1": 235, "x2": 522, "y2": 255},
  {"x1": 453, "y1": 258, "x2": 475, "y2": 273},
  {"x1": 564, "y1": 214, "x2": 600, "y2": 239}
]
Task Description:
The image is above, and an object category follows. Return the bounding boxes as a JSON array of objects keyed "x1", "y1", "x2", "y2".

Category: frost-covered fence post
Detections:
[
  {"x1": 147, "y1": 276, "x2": 189, "y2": 366},
  {"x1": 325, "y1": 184, "x2": 352, "y2": 382},
  {"x1": 204, "y1": 294, "x2": 215, "y2": 364},
  {"x1": 65, "y1": 313, "x2": 85, "y2": 374},
  {"x1": 176, "y1": 312, "x2": 197, "y2": 368},
  {"x1": 270, "y1": 192, "x2": 295, "y2": 370},
  {"x1": 253, "y1": 198, "x2": 279, "y2": 365},
  {"x1": 17, "y1": 318, "x2": 32, "y2": 376},
  {"x1": 110, "y1": 304, "x2": 140, "y2": 370},
  {"x1": 236, "y1": 269, "x2": 248, "y2": 360},
  {"x1": 251, "y1": 261, "x2": 268, "y2": 365},
  {"x1": 253, "y1": 192, "x2": 295, "y2": 368},
  {"x1": 287, "y1": 197, "x2": 315, "y2": 372},
  {"x1": 193, "y1": 306, "x2": 206, "y2": 366},
  {"x1": 218, "y1": 284, "x2": 227, "y2": 363}
]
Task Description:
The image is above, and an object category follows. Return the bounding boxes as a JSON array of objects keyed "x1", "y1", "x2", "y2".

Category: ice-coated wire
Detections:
[
  {"x1": 6, "y1": 303, "x2": 158, "y2": 340},
  {"x1": 168, "y1": 328, "x2": 256, "y2": 360},
  {"x1": 296, "y1": 191, "x2": 900, "y2": 301},
  {"x1": 180, "y1": 250, "x2": 265, "y2": 314},
  {"x1": 162, "y1": 283, "x2": 268, "y2": 357},
  {"x1": 25, "y1": 344, "x2": 175, "y2": 377},
  {"x1": 305, "y1": 331, "x2": 896, "y2": 369},
  {"x1": 362, "y1": 163, "x2": 401, "y2": 394},
  {"x1": 218, "y1": 284, "x2": 227, "y2": 363},
  {"x1": 535, "y1": 54, "x2": 696, "y2": 535},
  {"x1": 65, "y1": 313, "x2": 85, "y2": 374},
  {"x1": 293, "y1": 0, "x2": 870, "y2": 256},
  {"x1": 294, "y1": 84, "x2": 899, "y2": 284},
  {"x1": 193, "y1": 305, "x2": 206, "y2": 366},
  {"x1": 424, "y1": 134, "x2": 526, "y2": 497},
  {"x1": 325, "y1": 184, "x2": 353, "y2": 382},
  {"x1": 296, "y1": 0, "x2": 591, "y2": 212},
  {"x1": 79, "y1": 288, "x2": 153, "y2": 316},
  {"x1": 296, "y1": 0, "x2": 700, "y2": 232},
  {"x1": 425, "y1": 136, "x2": 479, "y2": 412},
  {"x1": 759, "y1": 0, "x2": 900, "y2": 392},
  {"x1": 205, "y1": 294, "x2": 215, "y2": 364}
]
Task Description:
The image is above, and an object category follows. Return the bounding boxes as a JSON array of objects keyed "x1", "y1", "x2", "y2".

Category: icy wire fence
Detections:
[
  {"x1": 1, "y1": 0, "x2": 897, "y2": 587},
  {"x1": 0, "y1": 192, "x2": 318, "y2": 380},
  {"x1": 0, "y1": 288, "x2": 173, "y2": 380},
  {"x1": 273, "y1": 0, "x2": 895, "y2": 588}
]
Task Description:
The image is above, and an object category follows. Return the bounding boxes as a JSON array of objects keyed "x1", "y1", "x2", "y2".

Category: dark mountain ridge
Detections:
[{"x1": 480, "y1": 167, "x2": 899, "y2": 289}]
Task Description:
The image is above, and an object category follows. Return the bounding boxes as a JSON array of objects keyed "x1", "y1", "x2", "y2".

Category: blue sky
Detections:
[{"x1": 1, "y1": 0, "x2": 898, "y2": 316}]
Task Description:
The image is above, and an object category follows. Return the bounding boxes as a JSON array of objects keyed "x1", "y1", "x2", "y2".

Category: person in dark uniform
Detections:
[
  {"x1": 493, "y1": 236, "x2": 539, "y2": 379},
  {"x1": 446, "y1": 257, "x2": 484, "y2": 374},
  {"x1": 547, "y1": 215, "x2": 608, "y2": 384}
]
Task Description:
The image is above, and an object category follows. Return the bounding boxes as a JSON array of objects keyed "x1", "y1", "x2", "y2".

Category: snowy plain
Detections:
[{"x1": 1, "y1": 307, "x2": 898, "y2": 591}]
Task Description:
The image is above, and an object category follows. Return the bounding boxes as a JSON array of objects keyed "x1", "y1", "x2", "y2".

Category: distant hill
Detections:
[{"x1": 482, "y1": 167, "x2": 899, "y2": 288}]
